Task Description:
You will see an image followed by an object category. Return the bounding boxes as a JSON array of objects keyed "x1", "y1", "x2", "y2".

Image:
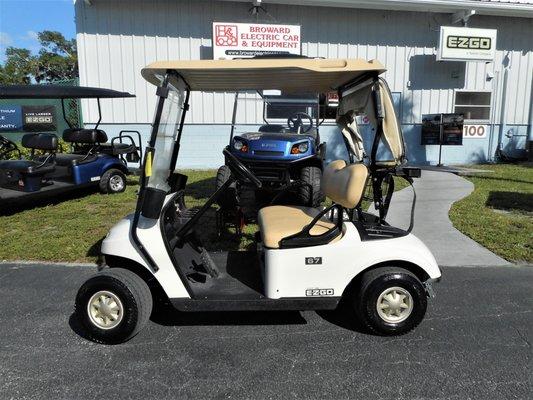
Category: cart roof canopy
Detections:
[
  {"x1": 141, "y1": 58, "x2": 386, "y2": 92},
  {"x1": 0, "y1": 85, "x2": 135, "y2": 99}
]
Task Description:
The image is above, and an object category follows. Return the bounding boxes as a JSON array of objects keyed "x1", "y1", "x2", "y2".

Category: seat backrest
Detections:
[
  {"x1": 258, "y1": 124, "x2": 286, "y2": 133},
  {"x1": 321, "y1": 160, "x2": 368, "y2": 209},
  {"x1": 63, "y1": 128, "x2": 108, "y2": 144},
  {"x1": 21, "y1": 133, "x2": 58, "y2": 151}
]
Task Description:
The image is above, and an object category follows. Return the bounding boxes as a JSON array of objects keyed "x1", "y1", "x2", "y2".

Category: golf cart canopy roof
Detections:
[
  {"x1": 0, "y1": 85, "x2": 135, "y2": 99},
  {"x1": 141, "y1": 58, "x2": 386, "y2": 92}
]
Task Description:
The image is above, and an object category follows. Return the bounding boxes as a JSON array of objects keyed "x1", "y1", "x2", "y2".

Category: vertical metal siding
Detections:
[{"x1": 75, "y1": 0, "x2": 533, "y2": 126}]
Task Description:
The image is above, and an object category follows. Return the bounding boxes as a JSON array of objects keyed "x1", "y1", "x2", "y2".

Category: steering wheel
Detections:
[
  {"x1": 287, "y1": 112, "x2": 313, "y2": 134},
  {"x1": 223, "y1": 148, "x2": 262, "y2": 188},
  {"x1": 0, "y1": 135, "x2": 20, "y2": 159}
]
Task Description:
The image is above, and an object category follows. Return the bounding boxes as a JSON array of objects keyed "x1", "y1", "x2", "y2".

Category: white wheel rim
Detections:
[
  {"x1": 87, "y1": 290, "x2": 124, "y2": 329},
  {"x1": 376, "y1": 286, "x2": 413, "y2": 323},
  {"x1": 109, "y1": 175, "x2": 124, "y2": 192}
]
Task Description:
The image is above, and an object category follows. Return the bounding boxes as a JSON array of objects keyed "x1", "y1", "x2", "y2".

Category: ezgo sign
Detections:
[
  {"x1": 437, "y1": 26, "x2": 497, "y2": 62},
  {"x1": 213, "y1": 22, "x2": 301, "y2": 59}
]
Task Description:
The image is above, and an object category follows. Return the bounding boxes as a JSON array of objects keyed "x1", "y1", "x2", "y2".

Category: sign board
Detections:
[
  {"x1": 437, "y1": 26, "x2": 497, "y2": 62},
  {"x1": 0, "y1": 105, "x2": 23, "y2": 132},
  {"x1": 22, "y1": 105, "x2": 56, "y2": 132},
  {"x1": 463, "y1": 124, "x2": 487, "y2": 139},
  {"x1": 421, "y1": 114, "x2": 442, "y2": 145},
  {"x1": 421, "y1": 113, "x2": 464, "y2": 146},
  {"x1": 441, "y1": 113, "x2": 463, "y2": 145},
  {"x1": 213, "y1": 22, "x2": 301, "y2": 59}
]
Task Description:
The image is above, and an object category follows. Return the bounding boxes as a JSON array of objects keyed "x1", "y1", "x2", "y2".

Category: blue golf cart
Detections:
[
  {"x1": 216, "y1": 91, "x2": 327, "y2": 229},
  {"x1": 0, "y1": 85, "x2": 141, "y2": 208}
]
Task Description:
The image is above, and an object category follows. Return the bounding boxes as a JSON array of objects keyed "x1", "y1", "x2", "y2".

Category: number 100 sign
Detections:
[{"x1": 463, "y1": 125, "x2": 487, "y2": 139}]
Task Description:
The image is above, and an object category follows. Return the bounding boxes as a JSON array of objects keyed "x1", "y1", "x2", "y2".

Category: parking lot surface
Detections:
[{"x1": 0, "y1": 263, "x2": 531, "y2": 400}]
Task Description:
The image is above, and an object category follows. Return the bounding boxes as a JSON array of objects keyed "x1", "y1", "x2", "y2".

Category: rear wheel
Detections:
[
  {"x1": 215, "y1": 165, "x2": 237, "y2": 209},
  {"x1": 74, "y1": 268, "x2": 153, "y2": 344},
  {"x1": 353, "y1": 267, "x2": 427, "y2": 335},
  {"x1": 100, "y1": 168, "x2": 126, "y2": 194},
  {"x1": 298, "y1": 166, "x2": 324, "y2": 207}
]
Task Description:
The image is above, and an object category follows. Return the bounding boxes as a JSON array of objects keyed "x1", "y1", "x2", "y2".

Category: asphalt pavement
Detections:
[{"x1": 0, "y1": 263, "x2": 531, "y2": 399}]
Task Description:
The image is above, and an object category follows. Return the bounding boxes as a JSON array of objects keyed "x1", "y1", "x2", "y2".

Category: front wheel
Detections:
[
  {"x1": 353, "y1": 267, "x2": 428, "y2": 335},
  {"x1": 74, "y1": 268, "x2": 153, "y2": 344},
  {"x1": 100, "y1": 168, "x2": 126, "y2": 194}
]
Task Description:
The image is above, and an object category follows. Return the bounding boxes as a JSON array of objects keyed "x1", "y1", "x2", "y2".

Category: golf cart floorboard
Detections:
[{"x1": 172, "y1": 250, "x2": 340, "y2": 312}]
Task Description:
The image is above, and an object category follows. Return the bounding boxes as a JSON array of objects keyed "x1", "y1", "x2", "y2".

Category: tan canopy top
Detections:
[{"x1": 141, "y1": 58, "x2": 386, "y2": 92}]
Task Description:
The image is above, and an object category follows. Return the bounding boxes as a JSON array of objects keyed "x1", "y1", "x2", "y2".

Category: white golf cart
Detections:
[{"x1": 74, "y1": 58, "x2": 441, "y2": 344}]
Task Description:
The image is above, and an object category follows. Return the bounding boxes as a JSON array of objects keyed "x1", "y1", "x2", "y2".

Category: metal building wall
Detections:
[{"x1": 75, "y1": 0, "x2": 533, "y2": 165}]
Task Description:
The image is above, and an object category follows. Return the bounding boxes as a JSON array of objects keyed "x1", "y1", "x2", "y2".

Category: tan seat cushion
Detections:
[
  {"x1": 258, "y1": 205, "x2": 340, "y2": 249},
  {"x1": 321, "y1": 160, "x2": 368, "y2": 209}
]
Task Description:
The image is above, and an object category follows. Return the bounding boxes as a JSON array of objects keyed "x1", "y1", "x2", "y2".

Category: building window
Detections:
[{"x1": 454, "y1": 91, "x2": 491, "y2": 121}]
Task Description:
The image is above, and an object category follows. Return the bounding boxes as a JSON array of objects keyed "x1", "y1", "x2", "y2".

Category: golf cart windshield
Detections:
[
  {"x1": 230, "y1": 91, "x2": 319, "y2": 139},
  {"x1": 139, "y1": 58, "x2": 406, "y2": 218}
]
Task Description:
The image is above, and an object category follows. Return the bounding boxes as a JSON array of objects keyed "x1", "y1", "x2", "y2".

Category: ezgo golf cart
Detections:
[
  {"x1": 74, "y1": 58, "x2": 441, "y2": 344},
  {"x1": 0, "y1": 85, "x2": 141, "y2": 207}
]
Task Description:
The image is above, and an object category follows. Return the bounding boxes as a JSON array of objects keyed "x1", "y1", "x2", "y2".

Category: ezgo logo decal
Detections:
[
  {"x1": 305, "y1": 257, "x2": 322, "y2": 265},
  {"x1": 447, "y1": 36, "x2": 491, "y2": 50},
  {"x1": 306, "y1": 288, "x2": 334, "y2": 297}
]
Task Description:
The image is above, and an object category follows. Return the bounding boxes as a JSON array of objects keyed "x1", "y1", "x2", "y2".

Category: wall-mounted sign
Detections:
[
  {"x1": 0, "y1": 105, "x2": 23, "y2": 132},
  {"x1": 437, "y1": 26, "x2": 497, "y2": 62},
  {"x1": 463, "y1": 124, "x2": 487, "y2": 139},
  {"x1": 22, "y1": 105, "x2": 56, "y2": 132},
  {"x1": 421, "y1": 113, "x2": 464, "y2": 146},
  {"x1": 213, "y1": 22, "x2": 301, "y2": 59}
]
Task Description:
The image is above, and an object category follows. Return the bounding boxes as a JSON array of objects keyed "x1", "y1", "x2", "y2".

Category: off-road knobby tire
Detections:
[
  {"x1": 99, "y1": 168, "x2": 126, "y2": 194},
  {"x1": 74, "y1": 268, "x2": 153, "y2": 344},
  {"x1": 353, "y1": 267, "x2": 427, "y2": 336},
  {"x1": 298, "y1": 166, "x2": 324, "y2": 207},
  {"x1": 215, "y1": 165, "x2": 238, "y2": 209}
]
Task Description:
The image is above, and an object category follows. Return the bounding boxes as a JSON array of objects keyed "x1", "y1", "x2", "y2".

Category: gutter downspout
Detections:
[{"x1": 496, "y1": 53, "x2": 511, "y2": 157}]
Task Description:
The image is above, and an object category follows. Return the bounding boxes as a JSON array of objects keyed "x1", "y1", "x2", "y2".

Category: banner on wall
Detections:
[
  {"x1": 213, "y1": 22, "x2": 301, "y2": 59},
  {"x1": 22, "y1": 105, "x2": 57, "y2": 132},
  {"x1": 0, "y1": 105, "x2": 23, "y2": 131}
]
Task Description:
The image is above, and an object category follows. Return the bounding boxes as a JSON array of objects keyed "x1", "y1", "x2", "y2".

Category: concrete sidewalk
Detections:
[{"x1": 375, "y1": 170, "x2": 510, "y2": 267}]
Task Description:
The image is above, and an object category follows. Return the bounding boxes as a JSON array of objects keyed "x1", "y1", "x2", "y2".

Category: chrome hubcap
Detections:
[
  {"x1": 87, "y1": 291, "x2": 124, "y2": 329},
  {"x1": 376, "y1": 286, "x2": 413, "y2": 323},
  {"x1": 109, "y1": 175, "x2": 124, "y2": 192}
]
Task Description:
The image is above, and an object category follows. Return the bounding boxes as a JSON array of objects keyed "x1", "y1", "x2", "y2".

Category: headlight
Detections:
[
  {"x1": 298, "y1": 143, "x2": 309, "y2": 153},
  {"x1": 291, "y1": 142, "x2": 309, "y2": 154},
  {"x1": 233, "y1": 140, "x2": 243, "y2": 150}
]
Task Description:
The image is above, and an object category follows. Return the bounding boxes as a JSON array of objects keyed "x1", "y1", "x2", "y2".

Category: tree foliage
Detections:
[{"x1": 0, "y1": 31, "x2": 77, "y2": 84}]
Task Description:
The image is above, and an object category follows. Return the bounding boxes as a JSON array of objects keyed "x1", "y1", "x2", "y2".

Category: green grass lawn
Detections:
[
  {"x1": 0, "y1": 171, "x2": 219, "y2": 263},
  {"x1": 0, "y1": 170, "x2": 409, "y2": 263},
  {"x1": 449, "y1": 163, "x2": 533, "y2": 263}
]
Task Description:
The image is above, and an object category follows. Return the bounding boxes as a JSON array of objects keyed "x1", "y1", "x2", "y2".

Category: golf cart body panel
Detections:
[
  {"x1": 81, "y1": 58, "x2": 441, "y2": 343},
  {"x1": 0, "y1": 85, "x2": 141, "y2": 206},
  {"x1": 264, "y1": 224, "x2": 439, "y2": 299},
  {"x1": 101, "y1": 206, "x2": 190, "y2": 299}
]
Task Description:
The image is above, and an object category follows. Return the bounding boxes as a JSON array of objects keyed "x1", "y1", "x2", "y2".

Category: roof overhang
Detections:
[
  {"x1": 219, "y1": 0, "x2": 533, "y2": 18},
  {"x1": 141, "y1": 58, "x2": 386, "y2": 92},
  {"x1": 0, "y1": 85, "x2": 135, "y2": 99}
]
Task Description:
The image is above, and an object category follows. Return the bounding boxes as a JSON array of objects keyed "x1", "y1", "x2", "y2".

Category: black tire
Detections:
[
  {"x1": 215, "y1": 165, "x2": 237, "y2": 209},
  {"x1": 99, "y1": 168, "x2": 126, "y2": 194},
  {"x1": 74, "y1": 268, "x2": 153, "y2": 344},
  {"x1": 298, "y1": 166, "x2": 324, "y2": 207},
  {"x1": 353, "y1": 267, "x2": 427, "y2": 336}
]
